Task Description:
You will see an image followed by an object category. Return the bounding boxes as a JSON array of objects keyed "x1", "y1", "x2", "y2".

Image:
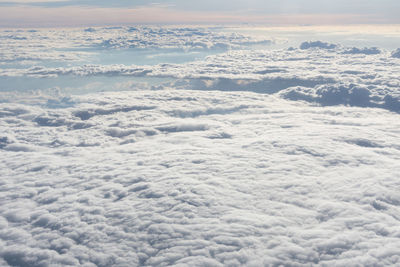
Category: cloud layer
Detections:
[
  {"x1": 0, "y1": 26, "x2": 270, "y2": 65},
  {"x1": 1, "y1": 27, "x2": 400, "y2": 266},
  {"x1": 2, "y1": 35, "x2": 399, "y2": 112},
  {"x1": 1, "y1": 89, "x2": 400, "y2": 266}
]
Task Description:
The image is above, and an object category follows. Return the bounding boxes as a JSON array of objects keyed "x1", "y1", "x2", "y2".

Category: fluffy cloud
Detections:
[
  {"x1": 1, "y1": 27, "x2": 400, "y2": 266},
  {"x1": 98, "y1": 27, "x2": 270, "y2": 50},
  {"x1": 342, "y1": 47, "x2": 381, "y2": 55},
  {"x1": 1, "y1": 89, "x2": 400, "y2": 266},
  {"x1": 392, "y1": 48, "x2": 400, "y2": 58},
  {"x1": 280, "y1": 83, "x2": 400, "y2": 112},
  {"x1": 0, "y1": 26, "x2": 271, "y2": 65},
  {"x1": 300, "y1": 41, "x2": 337, "y2": 50},
  {"x1": 2, "y1": 42, "x2": 399, "y2": 112}
]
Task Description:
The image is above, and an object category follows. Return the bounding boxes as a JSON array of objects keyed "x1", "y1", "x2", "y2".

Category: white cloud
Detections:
[
  {"x1": 1, "y1": 89, "x2": 400, "y2": 265},
  {"x1": 0, "y1": 26, "x2": 270, "y2": 65},
  {"x1": 392, "y1": 48, "x2": 400, "y2": 58},
  {"x1": 342, "y1": 47, "x2": 381, "y2": 55},
  {"x1": 300, "y1": 41, "x2": 337, "y2": 50},
  {"x1": 1, "y1": 27, "x2": 400, "y2": 266},
  {"x1": 2, "y1": 37, "x2": 399, "y2": 112}
]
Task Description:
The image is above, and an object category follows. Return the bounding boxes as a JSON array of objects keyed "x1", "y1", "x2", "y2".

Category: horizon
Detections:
[{"x1": 0, "y1": 0, "x2": 400, "y2": 27}]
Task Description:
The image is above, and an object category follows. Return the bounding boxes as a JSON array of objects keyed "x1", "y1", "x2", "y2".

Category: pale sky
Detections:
[{"x1": 0, "y1": 0, "x2": 399, "y2": 27}]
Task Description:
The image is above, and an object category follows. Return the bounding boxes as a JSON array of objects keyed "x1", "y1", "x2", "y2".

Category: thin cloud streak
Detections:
[{"x1": 0, "y1": 6, "x2": 394, "y2": 27}]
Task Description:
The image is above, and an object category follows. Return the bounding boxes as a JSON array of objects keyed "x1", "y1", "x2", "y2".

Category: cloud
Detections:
[
  {"x1": 300, "y1": 41, "x2": 337, "y2": 50},
  {"x1": 342, "y1": 47, "x2": 381, "y2": 55},
  {"x1": 280, "y1": 83, "x2": 400, "y2": 112},
  {"x1": 1, "y1": 24, "x2": 400, "y2": 266},
  {"x1": 1, "y1": 89, "x2": 400, "y2": 266},
  {"x1": 392, "y1": 48, "x2": 400, "y2": 58},
  {"x1": 2, "y1": 35, "x2": 399, "y2": 113},
  {"x1": 0, "y1": 26, "x2": 270, "y2": 66}
]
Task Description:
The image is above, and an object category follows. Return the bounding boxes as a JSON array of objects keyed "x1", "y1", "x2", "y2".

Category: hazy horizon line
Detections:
[{"x1": 1, "y1": 5, "x2": 399, "y2": 28}]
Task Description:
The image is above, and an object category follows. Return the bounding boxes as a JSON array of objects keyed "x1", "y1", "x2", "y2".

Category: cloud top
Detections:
[
  {"x1": 1, "y1": 89, "x2": 400, "y2": 265},
  {"x1": 392, "y1": 48, "x2": 400, "y2": 58},
  {"x1": 2, "y1": 34, "x2": 399, "y2": 112},
  {"x1": 1, "y1": 25, "x2": 400, "y2": 266},
  {"x1": 300, "y1": 41, "x2": 337, "y2": 50}
]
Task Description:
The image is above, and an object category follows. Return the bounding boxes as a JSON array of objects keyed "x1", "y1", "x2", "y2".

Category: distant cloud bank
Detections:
[{"x1": 1, "y1": 26, "x2": 399, "y2": 112}]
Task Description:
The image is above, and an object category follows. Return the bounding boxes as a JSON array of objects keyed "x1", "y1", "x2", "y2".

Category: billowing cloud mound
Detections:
[
  {"x1": 0, "y1": 27, "x2": 271, "y2": 64},
  {"x1": 300, "y1": 41, "x2": 337, "y2": 50},
  {"x1": 392, "y1": 48, "x2": 400, "y2": 58},
  {"x1": 1, "y1": 90, "x2": 400, "y2": 266},
  {"x1": 342, "y1": 47, "x2": 381, "y2": 55},
  {"x1": 98, "y1": 27, "x2": 271, "y2": 50},
  {"x1": 280, "y1": 83, "x2": 400, "y2": 111},
  {"x1": 2, "y1": 42, "x2": 399, "y2": 113}
]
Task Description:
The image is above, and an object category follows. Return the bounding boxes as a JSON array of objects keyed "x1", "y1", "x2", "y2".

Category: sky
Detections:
[{"x1": 0, "y1": 0, "x2": 399, "y2": 27}]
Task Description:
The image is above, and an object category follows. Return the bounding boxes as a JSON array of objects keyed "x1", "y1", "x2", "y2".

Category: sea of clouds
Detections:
[
  {"x1": 2, "y1": 33, "x2": 399, "y2": 113},
  {"x1": 1, "y1": 26, "x2": 400, "y2": 266},
  {"x1": 1, "y1": 90, "x2": 400, "y2": 266},
  {"x1": 0, "y1": 26, "x2": 270, "y2": 65}
]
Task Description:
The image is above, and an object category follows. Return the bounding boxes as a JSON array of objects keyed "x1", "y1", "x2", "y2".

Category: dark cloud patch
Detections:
[
  {"x1": 300, "y1": 41, "x2": 337, "y2": 50},
  {"x1": 342, "y1": 47, "x2": 381, "y2": 55},
  {"x1": 392, "y1": 48, "x2": 400, "y2": 58}
]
